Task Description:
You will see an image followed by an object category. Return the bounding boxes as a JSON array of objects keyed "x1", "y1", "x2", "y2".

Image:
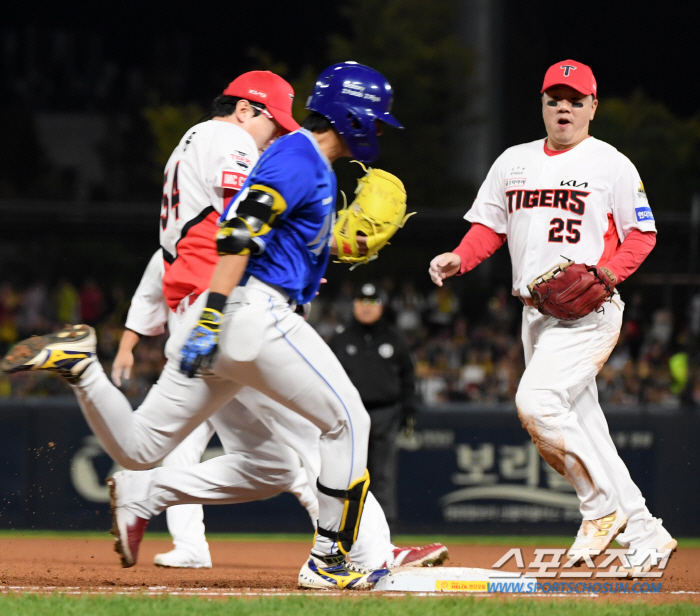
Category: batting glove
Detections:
[{"x1": 180, "y1": 308, "x2": 223, "y2": 378}]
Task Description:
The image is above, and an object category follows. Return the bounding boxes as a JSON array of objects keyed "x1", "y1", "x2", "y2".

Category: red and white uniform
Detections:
[
  {"x1": 458, "y1": 136, "x2": 672, "y2": 554},
  {"x1": 160, "y1": 120, "x2": 256, "y2": 310},
  {"x1": 465, "y1": 137, "x2": 656, "y2": 295}
]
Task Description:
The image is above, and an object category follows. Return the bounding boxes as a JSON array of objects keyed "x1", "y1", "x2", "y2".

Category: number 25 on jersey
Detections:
[{"x1": 548, "y1": 218, "x2": 581, "y2": 244}]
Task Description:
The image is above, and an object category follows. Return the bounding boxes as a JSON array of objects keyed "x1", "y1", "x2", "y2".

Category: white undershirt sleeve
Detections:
[
  {"x1": 611, "y1": 156, "x2": 657, "y2": 241},
  {"x1": 464, "y1": 151, "x2": 509, "y2": 234},
  {"x1": 124, "y1": 250, "x2": 169, "y2": 337}
]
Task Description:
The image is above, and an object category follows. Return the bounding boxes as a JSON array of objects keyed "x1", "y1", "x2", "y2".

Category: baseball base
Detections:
[{"x1": 372, "y1": 567, "x2": 536, "y2": 592}]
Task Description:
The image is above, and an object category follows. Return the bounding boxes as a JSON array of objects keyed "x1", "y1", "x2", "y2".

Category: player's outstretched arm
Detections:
[
  {"x1": 114, "y1": 249, "x2": 169, "y2": 386},
  {"x1": 209, "y1": 253, "x2": 250, "y2": 298},
  {"x1": 429, "y1": 253, "x2": 462, "y2": 287},
  {"x1": 180, "y1": 254, "x2": 250, "y2": 378},
  {"x1": 112, "y1": 329, "x2": 140, "y2": 386}
]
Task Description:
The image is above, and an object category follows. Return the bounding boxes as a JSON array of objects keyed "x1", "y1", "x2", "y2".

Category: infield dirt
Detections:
[{"x1": 0, "y1": 537, "x2": 698, "y2": 602}]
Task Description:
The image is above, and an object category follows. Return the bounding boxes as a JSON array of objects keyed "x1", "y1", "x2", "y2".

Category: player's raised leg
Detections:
[
  {"x1": 1, "y1": 323, "x2": 241, "y2": 469},
  {"x1": 79, "y1": 357, "x2": 239, "y2": 469},
  {"x1": 108, "y1": 438, "x2": 303, "y2": 567}
]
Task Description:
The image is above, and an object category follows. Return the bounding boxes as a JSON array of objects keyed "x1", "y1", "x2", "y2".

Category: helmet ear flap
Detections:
[
  {"x1": 349, "y1": 113, "x2": 363, "y2": 131},
  {"x1": 334, "y1": 107, "x2": 379, "y2": 163},
  {"x1": 345, "y1": 108, "x2": 371, "y2": 135}
]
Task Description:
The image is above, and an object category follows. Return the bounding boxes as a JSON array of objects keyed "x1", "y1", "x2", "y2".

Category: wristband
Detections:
[{"x1": 206, "y1": 292, "x2": 227, "y2": 314}]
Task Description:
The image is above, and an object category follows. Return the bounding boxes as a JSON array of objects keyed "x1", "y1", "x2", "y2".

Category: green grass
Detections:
[
  {"x1": 1, "y1": 530, "x2": 698, "y2": 549},
  {"x1": 0, "y1": 595, "x2": 696, "y2": 616}
]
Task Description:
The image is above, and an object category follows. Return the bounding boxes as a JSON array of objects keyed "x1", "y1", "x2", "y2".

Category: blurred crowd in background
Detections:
[
  {"x1": 1, "y1": 276, "x2": 695, "y2": 408},
  {"x1": 2, "y1": 4, "x2": 699, "y2": 411}
]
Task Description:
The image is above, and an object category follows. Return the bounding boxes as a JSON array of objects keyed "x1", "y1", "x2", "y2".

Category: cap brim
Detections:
[
  {"x1": 379, "y1": 112, "x2": 403, "y2": 129},
  {"x1": 541, "y1": 81, "x2": 595, "y2": 97},
  {"x1": 269, "y1": 108, "x2": 300, "y2": 134}
]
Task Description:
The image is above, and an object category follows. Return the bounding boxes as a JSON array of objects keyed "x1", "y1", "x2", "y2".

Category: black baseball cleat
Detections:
[{"x1": 0, "y1": 324, "x2": 96, "y2": 383}]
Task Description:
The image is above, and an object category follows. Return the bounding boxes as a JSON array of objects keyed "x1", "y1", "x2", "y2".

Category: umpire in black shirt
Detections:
[{"x1": 329, "y1": 283, "x2": 419, "y2": 526}]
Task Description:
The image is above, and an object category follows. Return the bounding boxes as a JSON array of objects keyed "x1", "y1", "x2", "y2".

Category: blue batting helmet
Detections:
[{"x1": 306, "y1": 61, "x2": 403, "y2": 163}]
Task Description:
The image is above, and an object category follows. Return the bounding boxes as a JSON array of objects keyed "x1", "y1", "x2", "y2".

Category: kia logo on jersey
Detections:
[
  {"x1": 560, "y1": 179, "x2": 589, "y2": 188},
  {"x1": 560, "y1": 65, "x2": 577, "y2": 77}
]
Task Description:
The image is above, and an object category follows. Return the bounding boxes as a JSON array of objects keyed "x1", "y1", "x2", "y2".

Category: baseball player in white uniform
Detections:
[
  {"x1": 1, "y1": 66, "x2": 446, "y2": 588},
  {"x1": 429, "y1": 60, "x2": 676, "y2": 574},
  {"x1": 113, "y1": 251, "x2": 217, "y2": 568},
  {"x1": 112, "y1": 70, "x2": 312, "y2": 569}
]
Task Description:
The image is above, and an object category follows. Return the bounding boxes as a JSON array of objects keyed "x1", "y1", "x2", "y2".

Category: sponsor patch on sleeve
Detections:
[
  {"x1": 635, "y1": 205, "x2": 654, "y2": 223},
  {"x1": 637, "y1": 181, "x2": 647, "y2": 199},
  {"x1": 221, "y1": 170, "x2": 247, "y2": 190}
]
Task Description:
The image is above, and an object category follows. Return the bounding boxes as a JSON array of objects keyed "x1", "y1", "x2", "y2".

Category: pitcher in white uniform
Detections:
[{"x1": 429, "y1": 59, "x2": 676, "y2": 575}]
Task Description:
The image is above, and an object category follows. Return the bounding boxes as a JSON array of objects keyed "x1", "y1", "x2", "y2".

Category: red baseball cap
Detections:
[
  {"x1": 223, "y1": 71, "x2": 299, "y2": 134},
  {"x1": 541, "y1": 60, "x2": 597, "y2": 98}
]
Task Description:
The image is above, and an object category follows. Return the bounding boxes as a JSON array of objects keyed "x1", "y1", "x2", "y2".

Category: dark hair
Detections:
[
  {"x1": 301, "y1": 111, "x2": 333, "y2": 133},
  {"x1": 211, "y1": 95, "x2": 268, "y2": 118}
]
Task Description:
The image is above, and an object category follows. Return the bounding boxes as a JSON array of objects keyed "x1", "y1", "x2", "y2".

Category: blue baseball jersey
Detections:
[{"x1": 221, "y1": 129, "x2": 336, "y2": 305}]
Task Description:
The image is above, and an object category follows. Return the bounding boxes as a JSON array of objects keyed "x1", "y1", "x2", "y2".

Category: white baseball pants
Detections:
[
  {"x1": 516, "y1": 296, "x2": 668, "y2": 547},
  {"x1": 160, "y1": 420, "x2": 215, "y2": 559},
  {"x1": 117, "y1": 389, "x2": 391, "y2": 566}
]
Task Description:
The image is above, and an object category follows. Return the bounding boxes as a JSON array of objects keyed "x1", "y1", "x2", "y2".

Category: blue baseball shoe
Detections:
[
  {"x1": 298, "y1": 552, "x2": 390, "y2": 590},
  {"x1": 0, "y1": 324, "x2": 96, "y2": 383}
]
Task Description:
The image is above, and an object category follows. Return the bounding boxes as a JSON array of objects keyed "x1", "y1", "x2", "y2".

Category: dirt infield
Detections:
[{"x1": 0, "y1": 537, "x2": 698, "y2": 602}]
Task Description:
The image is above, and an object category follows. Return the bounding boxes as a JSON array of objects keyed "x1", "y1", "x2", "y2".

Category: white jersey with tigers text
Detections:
[{"x1": 465, "y1": 137, "x2": 656, "y2": 297}]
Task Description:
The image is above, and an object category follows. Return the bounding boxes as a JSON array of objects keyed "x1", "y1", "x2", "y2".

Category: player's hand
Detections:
[
  {"x1": 429, "y1": 253, "x2": 461, "y2": 286},
  {"x1": 180, "y1": 308, "x2": 223, "y2": 378},
  {"x1": 330, "y1": 236, "x2": 368, "y2": 256},
  {"x1": 356, "y1": 235, "x2": 368, "y2": 255},
  {"x1": 111, "y1": 348, "x2": 134, "y2": 387}
]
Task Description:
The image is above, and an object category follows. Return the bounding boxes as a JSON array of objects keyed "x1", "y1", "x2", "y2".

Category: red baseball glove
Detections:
[{"x1": 527, "y1": 260, "x2": 616, "y2": 320}]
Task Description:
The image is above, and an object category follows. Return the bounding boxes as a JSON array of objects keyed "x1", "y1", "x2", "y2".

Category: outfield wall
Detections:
[{"x1": 0, "y1": 399, "x2": 697, "y2": 536}]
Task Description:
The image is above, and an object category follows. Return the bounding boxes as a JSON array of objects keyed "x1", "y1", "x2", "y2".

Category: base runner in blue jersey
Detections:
[
  {"x1": 177, "y1": 62, "x2": 406, "y2": 590},
  {"x1": 0, "y1": 63, "x2": 451, "y2": 587},
  {"x1": 0, "y1": 62, "x2": 451, "y2": 588}
]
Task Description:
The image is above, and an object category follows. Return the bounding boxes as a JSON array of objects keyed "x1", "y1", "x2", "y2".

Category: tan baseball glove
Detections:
[
  {"x1": 333, "y1": 164, "x2": 414, "y2": 266},
  {"x1": 527, "y1": 259, "x2": 616, "y2": 320}
]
